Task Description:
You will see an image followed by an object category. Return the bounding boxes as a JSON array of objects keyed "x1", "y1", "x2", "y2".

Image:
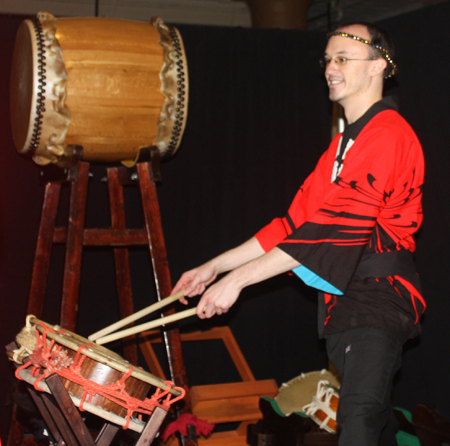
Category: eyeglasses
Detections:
[{"x1": 319, "y1": 56, "x2": 374, "y2": 68}]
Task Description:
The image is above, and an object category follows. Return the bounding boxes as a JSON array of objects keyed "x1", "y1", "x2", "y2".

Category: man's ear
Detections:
[{"x1": 371, "y1": 58, "x2": 388, "y2": 77}]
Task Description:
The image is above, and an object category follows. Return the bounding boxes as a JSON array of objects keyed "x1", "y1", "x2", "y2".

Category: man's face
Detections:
[{"x1": 324, "y1": 25, "x2": 377, "y2": 106}]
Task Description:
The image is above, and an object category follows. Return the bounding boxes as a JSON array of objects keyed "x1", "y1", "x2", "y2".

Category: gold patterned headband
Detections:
[{"x1": 328, "y1": 31, "x2": 397, "y2": 78}]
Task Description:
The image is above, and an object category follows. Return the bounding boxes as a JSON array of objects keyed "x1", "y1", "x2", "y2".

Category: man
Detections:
[{"x1": 172, "y1": 22, "x2": 425, "y2": 445}]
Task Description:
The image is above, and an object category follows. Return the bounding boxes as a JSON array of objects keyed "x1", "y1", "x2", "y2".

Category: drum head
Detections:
[
  {"x1": 10, "y1": 19, "x2": 37, "y2": 155},
  {"x1": 274, "y1": 369, "x2": 340, "y2": 415}
]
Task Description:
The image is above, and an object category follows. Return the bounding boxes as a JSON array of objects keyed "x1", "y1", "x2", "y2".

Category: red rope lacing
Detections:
[{"x1": 15, "y1": 323, "x2": 185, "y2": 429}]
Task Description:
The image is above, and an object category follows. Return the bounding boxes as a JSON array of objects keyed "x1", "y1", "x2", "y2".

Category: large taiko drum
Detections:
[
  {"x1": 10, "y1": 12, "x2": 188, "y2": 166},
  {"x1": 9, "y1": 315, "x2": 185, "y2": 432}
]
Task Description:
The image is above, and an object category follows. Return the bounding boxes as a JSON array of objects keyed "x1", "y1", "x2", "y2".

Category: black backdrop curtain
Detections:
[{"x1": 1, "y1": 1, "x2": 450, "y2": 441}]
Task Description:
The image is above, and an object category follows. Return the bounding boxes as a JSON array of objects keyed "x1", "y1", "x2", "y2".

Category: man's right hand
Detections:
[{"x1": 171, "y1": 262, "x2": 218, "y2": 304}]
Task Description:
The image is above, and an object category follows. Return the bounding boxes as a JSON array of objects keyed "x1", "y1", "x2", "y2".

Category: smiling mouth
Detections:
[
  {"x1": 328, "y1": 75, "x2": 343, "y2": 84},
  {"x1": 328, "y1": 80, "x2": 343, "y2": 89}
]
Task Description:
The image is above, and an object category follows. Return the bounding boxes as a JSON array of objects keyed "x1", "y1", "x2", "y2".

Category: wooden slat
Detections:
[
  {"x1": 45, "y1": 374, "x2": 96, "y2": 446},
  {"x1": 190, "y1": 380, "x2": 278, "y2": 424},
  {"x1": 28, "y1": 181, "x2": 61, "y2": 317},
  {"x1": 191, "y1": 396, "x2": 263, "y2": 424},
  {"x1": 135, "y1": 407, "x2": 168, "y2": 446},
  {"x1": 95, "y1": 424, "x2": 120, "y2": 446},
  {"x1": 60, "y1": 162, "x2": 89, "y2": 331},
  {"x1": 176, "y1": 327, "x2": 255, "y2": 380},
  {"x1": 53, "y1": 227, "x2": 148, "y2": 245},
  {"x1": 190, "y1": 380, "x2": 278, "y2": 403},
  {"x1": 108, "y1": 167, "x2": 137, "y2": 365}
]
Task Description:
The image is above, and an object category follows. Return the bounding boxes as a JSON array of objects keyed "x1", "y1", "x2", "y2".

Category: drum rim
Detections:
[
  {"x1": 10, "y1": 18, "x2": 43, "y2": 156},
  {"x1": 10, "y1": 12, "x2": 71, "y2": 165},
  {"x1": 276, "y1": 369, "x2": 340, "y2": 393},
  {"x1": 151, "y1": 17, "x2": 189, "y2": 161}
]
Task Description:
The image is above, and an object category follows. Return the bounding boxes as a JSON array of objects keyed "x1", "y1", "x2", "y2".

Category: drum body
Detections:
[
  {"x1": 10, "y1": 12, "x2": 188, "y2": 166},
  {"x1": 10, "y1": 316, "x2": 183, "y2": 432},
  {"x1": 59, "y1": 349, "x2": 149, "y2": 418}
]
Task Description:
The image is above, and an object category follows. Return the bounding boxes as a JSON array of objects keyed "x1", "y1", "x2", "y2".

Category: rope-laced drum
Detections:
[
  {"x1": 9, "y1": 315, "x2": 185, "y2": 432},
  {"x1": 302, "y1": 380, "x2": 339, "y2": 433},
  {"x1": 274, "y1": 369, "x2": 340, "y2": 433},
  {"x1": 10, "y1": 12, "x2": 188, "y2": 167}
]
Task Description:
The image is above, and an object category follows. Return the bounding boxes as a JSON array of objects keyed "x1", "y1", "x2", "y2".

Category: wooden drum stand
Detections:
[{"x1": 7, "y1": 150, "x2": 198, "y2": 446}]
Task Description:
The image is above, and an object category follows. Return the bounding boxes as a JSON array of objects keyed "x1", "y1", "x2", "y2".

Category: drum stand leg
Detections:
[
  {"x1": 136, "y1": 156, "x2": 197, "y2": 446},
  {"x1": 28, "y1": 373, "x2": 168, "y2": 446},
  {"x1": 7, "y1": 337, "x2": 168, "y2": 446},
  {"x1": 8, "y1": 152, "x2": 197, "y2": 446}
]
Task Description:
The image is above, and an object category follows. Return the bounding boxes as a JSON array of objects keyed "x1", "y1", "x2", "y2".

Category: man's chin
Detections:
[{"x1": 329, "y1": 92, "x2": 341, "y2": 102}]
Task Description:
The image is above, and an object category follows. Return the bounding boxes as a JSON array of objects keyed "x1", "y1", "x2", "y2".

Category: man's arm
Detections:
[
  {"x1": 172, "y1": 236, "x2": 266, "y2": 302},
  {"x1": 196, "y1": 247, "x2": 300, "y2": 318}
]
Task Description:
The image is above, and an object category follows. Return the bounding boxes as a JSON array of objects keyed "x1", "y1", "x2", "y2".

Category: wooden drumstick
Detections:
[
  {"x1": 94, "y1": 307, "x2": 197, "y2": 345},
  {"x1": 88, "y1": 290, "x2": 185, "y2": 341}
]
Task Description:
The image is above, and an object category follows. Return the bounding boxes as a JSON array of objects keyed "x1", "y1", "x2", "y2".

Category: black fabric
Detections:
[
  {"x1": 326, "y1": 326, "x2": 403, "y2": 446},
  {"x1": 353, "y1": 250, "x2": 416, "y2": 281},
  {"x1": 320, "y1": 273, "x2": 424, "y2": 340}
]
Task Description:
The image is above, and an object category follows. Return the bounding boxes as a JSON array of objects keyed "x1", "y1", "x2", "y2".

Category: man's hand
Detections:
[
  {"x1": 172, "y1": 262, "x2": 218, "y2": 304},
  {"x1": 196, "y1": 275, "x2": 241, "y2": 318}
]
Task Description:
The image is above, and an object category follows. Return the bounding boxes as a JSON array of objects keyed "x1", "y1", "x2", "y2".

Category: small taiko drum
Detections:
[
  {"x1": 10, "y1": 12, "x2": 188, "y2": 167},
  {"x1": 274, "y1": 369, "x2": 340, "y2": 416},
  {"x1": 302, "y1": 380, "x2": 339, "y2": 433},
  {"x1": 9, "y1": 315, "x2": 185, "y2": 432}
]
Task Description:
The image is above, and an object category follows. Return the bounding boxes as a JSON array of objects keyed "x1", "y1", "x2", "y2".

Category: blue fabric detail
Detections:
[{"x1": 293, "y1": 265, "x2": 343, "y2": 295}]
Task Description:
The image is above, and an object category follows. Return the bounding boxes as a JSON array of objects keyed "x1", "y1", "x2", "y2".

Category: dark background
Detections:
[{"x1": 1, "y1": 1, "x2": 450, "y2": 442}]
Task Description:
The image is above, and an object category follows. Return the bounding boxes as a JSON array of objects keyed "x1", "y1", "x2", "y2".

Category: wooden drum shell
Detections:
[
  {"x1": 57, "y1": 18, "x2": 166, "y2": 164},
  {"x1": 10, "y1": 13, "x2": 188, "y2": 166},
  {"x1": 61, "y1": 350, "x2": 150, "y2": 418}
]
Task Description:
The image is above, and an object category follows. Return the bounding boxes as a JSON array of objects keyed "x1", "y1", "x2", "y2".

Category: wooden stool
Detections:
[{"x1": 140, "y1": 326, "x2": 279, "y2": 445}]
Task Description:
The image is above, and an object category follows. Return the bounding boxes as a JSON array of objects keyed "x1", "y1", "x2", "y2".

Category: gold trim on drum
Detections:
[{"x1": 10, "y1": 12, "x2": 71, "y2": 165}]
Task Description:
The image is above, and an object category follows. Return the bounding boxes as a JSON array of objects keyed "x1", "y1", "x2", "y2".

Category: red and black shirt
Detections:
[{"x1": 255, "y1": 98, "x2": 425, "y2": 339}]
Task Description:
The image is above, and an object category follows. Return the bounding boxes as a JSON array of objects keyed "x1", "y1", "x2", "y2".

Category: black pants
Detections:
[{"x1": 326, "y1": 326, "x2": 403, "y2": 446}]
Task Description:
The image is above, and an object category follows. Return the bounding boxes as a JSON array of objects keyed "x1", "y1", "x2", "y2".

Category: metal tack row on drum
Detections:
[{"x1": 10, "y1": 12, "x2": 189, "y2": 167}]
